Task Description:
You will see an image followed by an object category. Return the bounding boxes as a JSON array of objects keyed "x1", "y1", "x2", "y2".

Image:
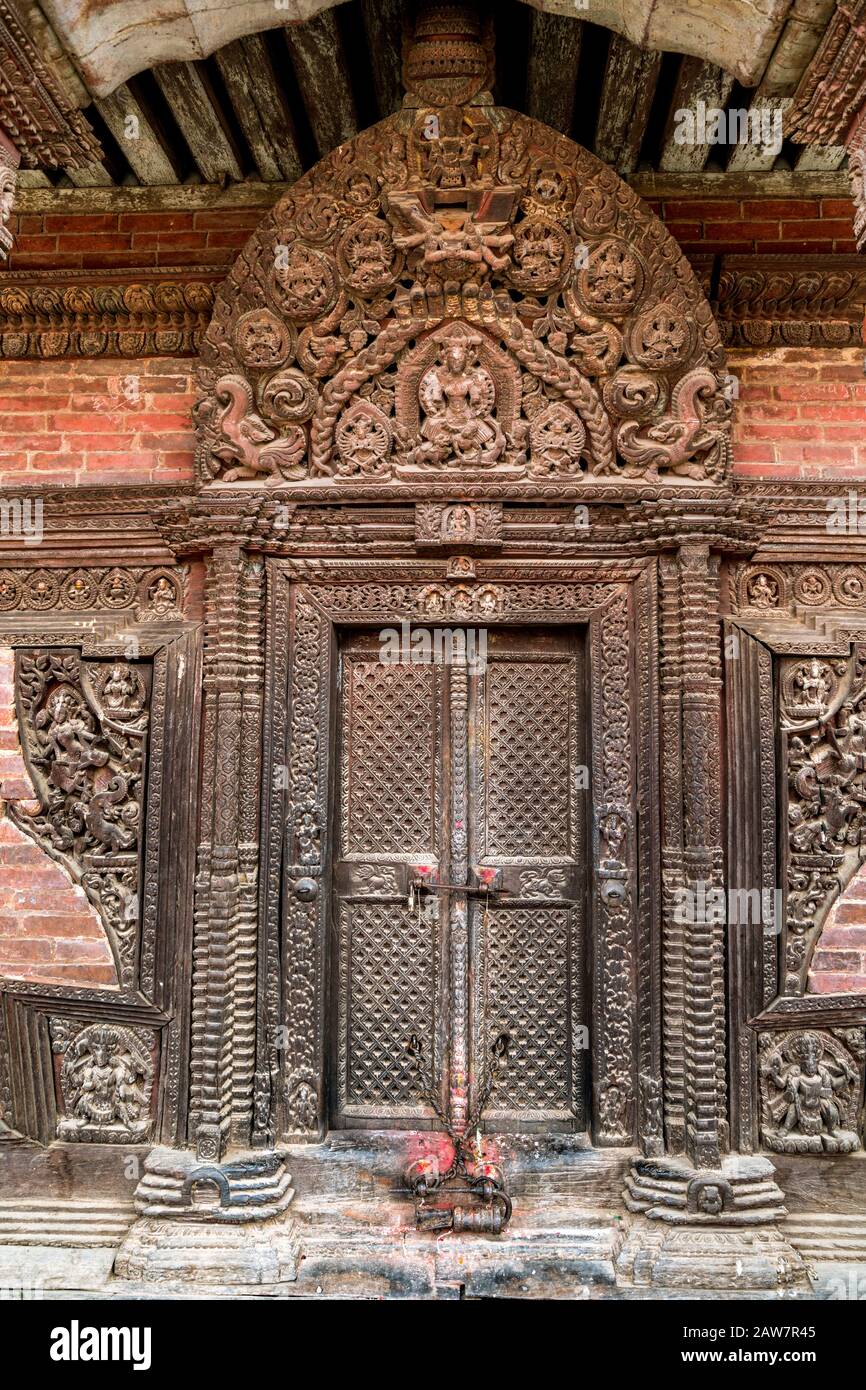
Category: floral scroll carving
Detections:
[
  {"x1": 9, "y1": 651, "x2": 149, "y2": 990},
  {"x1": 197, "y1": 91, "x2": 730, "y2": 490}
]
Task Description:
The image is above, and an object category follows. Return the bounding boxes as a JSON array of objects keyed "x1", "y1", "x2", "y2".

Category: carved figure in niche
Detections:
[
  {"x1": 443, "y1": 505, "x2": 474, "y2": 541},
  {"x1": 529, "y1": 403, "x2": 586, "y2": 476},
  {"x1": 408, "y1": 336, "x2": 505, "y2": 468},
  {"x1": 788, "y1": 659, "x2": 835, "y2": 718},
  {"x1": 747, "y1": 572, "x2": 780, "y2": 608},
  {"x1": 335, "y1": 401, "x2": 392, "y2": 477},
  {"x1": 578, "y1": 238, "x2": 644, "y2": 316},
  {"x1": 99, "y1": 664, "x2": 146, "y2": 718},
  {"x1": 144, "y1": 576, "x2": 180, "y2": 618},
  {"x1": 761, "y1": 1031, "x2": 861, "y2": 1153},
  {"x1": 56, "y1": 1023, "x2": 153, "y2": 1142}
]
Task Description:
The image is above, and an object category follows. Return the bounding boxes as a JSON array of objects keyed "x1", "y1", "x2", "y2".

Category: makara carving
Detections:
[
  {"x1": 197, "y1": 58, "x2": 730, "y2": 491},
  {"x1": 9, "y1": 651, "x2": 150, "y2": 990}
]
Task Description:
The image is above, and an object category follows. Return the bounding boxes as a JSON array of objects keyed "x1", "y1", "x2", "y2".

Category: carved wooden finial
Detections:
[{"x1": 402, "y1": 3, "x2": 494, "y2": 108}]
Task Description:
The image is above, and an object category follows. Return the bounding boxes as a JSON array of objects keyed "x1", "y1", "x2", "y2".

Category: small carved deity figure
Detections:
[
  {"x1": 59, "y1": 1024, "x2": 152, "y2": 1140},
  {"x1": 746, "y1": 572, "x2": 779, "y2": 609},
  {"x1": 148, "y1": 576, "x2": 178, "y2": 616},
  {"x1": 102, "y1": 664, "x2": 139, "y2": 713},
  {"x1": 761, "y1": 1031, "x2": 860, "y2": 1153},
  {"x1": 443, "y1": 504, "x2": 474, "y2": 541},
  {"x1": 36, "y1": 687, "x2": 108, "y2": 799},
  {"x1": 410, "y1": 339, "x2": 505, "y2": 468},
  {"x1": 791, "y1": 659, "x2": 832, "y2": 714}
]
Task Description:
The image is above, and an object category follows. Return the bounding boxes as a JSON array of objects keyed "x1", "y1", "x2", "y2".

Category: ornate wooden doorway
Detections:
[{"x1": 330, "y1": 625, "x2": 587, "y2": 1135}]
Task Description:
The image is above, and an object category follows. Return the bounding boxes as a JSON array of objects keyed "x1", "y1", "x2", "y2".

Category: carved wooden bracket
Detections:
[{"x1": 0, "y1": 0, "x2": 101, "y2": 168}]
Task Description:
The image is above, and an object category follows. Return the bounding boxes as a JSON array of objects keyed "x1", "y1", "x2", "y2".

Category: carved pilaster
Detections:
[
  {"x1": 0, "y1": 127, "x2": 18, "y2": 261},
  {"x1": 679, "y1": 544, "x2": 727, "y2": 1169},
  {"x1": 188, "y1": 545, "x2": 265, "y2": 1161}
]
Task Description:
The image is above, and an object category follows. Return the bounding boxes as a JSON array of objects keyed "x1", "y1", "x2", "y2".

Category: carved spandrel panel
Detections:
[
  {"x1": 9, "y1": 650, "x2": 150, "y2": 992},
  {"x1": 780, "y1": 646, "x2": 866, "y2": 996}
]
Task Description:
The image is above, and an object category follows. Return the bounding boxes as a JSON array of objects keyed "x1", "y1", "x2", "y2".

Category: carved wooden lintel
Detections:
[{"x1": 716, "y1": 255, "x2": 866, "y2": 350}]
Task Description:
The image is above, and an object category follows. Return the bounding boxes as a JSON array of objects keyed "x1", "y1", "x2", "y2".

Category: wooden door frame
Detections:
[{"x1": 262, "y1": 555, "x2": 660, "y2": 1149}]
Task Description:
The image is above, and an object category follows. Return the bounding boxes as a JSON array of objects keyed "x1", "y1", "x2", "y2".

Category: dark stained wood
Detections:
[
  {"x1": 361, "y1": 0, "x2": 404, "y2": 119},
  {"x1": 525, "y1": 8, "x2": 582, "y2": 134},
  {"x1": 595, "y1": 33, "x2": 662, "y2": 173},
  {"x1": 152, "y1": 60, "x2": 244, "y2": 184},
  {"x1": 215, "y1": 35, "x2": 303, "y2": 184},
  {"x1": 285, "y1": 9, "x2": 359, "y2": 157}
]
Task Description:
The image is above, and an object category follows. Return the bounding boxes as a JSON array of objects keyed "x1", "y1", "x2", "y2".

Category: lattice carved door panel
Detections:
[{"x1": 330, "y1": 627, "x2": 586, "y2": 1133}]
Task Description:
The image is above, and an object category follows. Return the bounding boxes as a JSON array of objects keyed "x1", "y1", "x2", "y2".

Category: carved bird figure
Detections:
[{"x1": 211, "y1": 375, "x2": 306, "y2": 481}]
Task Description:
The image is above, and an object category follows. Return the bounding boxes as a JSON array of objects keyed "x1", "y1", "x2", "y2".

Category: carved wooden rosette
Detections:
[{"x1": 196, "y1": 99, "x2": 731, "y2": 495}]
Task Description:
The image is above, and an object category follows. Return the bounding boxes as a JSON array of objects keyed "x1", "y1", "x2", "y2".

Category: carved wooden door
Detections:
[{"x1": 330, "y1": 627, "x2": 586, "y2": 1135}]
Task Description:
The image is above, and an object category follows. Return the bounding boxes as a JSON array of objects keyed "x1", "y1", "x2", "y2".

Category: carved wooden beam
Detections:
[
  {"x1": 0, "y1": 267, "x2": 220, "y2": 359},
  {"x1": 715, "y1": 253, "x2": 866, "y2": 349},
  {"x1": 0, "y1": 0, "x2": 101, "y2": 168}
]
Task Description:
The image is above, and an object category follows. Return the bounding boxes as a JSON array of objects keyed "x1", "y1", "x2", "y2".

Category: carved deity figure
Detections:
[
  {"x1": 761, "y1": 1032, "x2": 860, "y2": 1153},
  {"x1": 409, "y1": 339, "x2": 505, "y2": 468},
  {"x1": 747, "y1": 573, "x2": 779, "y2": 608},
  {"x1": 59, "y1": 1025, "x2": 152, "y2": 1140},
  {"x1": 36, "y1": 687, "x2": 108, "y2": 800},
  {"x1": 791, "y1": 659, "x2": 832, "y2": 713}
]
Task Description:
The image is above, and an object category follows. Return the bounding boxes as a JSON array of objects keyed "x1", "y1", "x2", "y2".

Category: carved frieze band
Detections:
[
  {"x1": 0, "y1": 566, "x2": 185, "y2": 619},
  {"x1": 715, "y1": 256, "x2": 866, "y2": 351},
  {"x1": 0, "y1": 268, "x2": 220, "y2": 360}
]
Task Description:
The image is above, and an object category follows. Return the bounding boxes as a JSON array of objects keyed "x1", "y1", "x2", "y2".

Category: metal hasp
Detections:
[{"x1": 403, "y1": 1031, "x2": 513, "y2": 1233}]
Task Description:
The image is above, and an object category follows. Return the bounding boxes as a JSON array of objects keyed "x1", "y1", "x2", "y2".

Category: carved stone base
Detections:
[
  {"x1": 623, "y1": 1155, "x2": 787, "y2": 1224},
  {"x1": 128, "y1": 1145, "x2": 294, "y2": 1221},
  {"x1": 113, "y1": 1211, "x2": 301, "y2": 1286},
  {"x1": 113, "y1": 1147, "x2": 300, "y2": 1285},
  {"x1": 617, "y1": 1220, "x2": 811, "y2": 1291}
]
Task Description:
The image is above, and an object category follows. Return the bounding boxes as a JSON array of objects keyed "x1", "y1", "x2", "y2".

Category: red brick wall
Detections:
[
  {"x1": 0, "y1": 358, "x2": 196, "y2": 487},
  {"x1": 644, "y1": 195, "x2": 857, "y2": 255},
  {"x1": 0, "y1": 648, "x2": 118, "y2": 988},
  {"x1": 730, "y1": 347, "x2": 866, "y2": 480},
  {"x1": 5, "y1": 209, "x2": 261, "y2": 272},
  {"x1": 809, "y1": 863, "x2": 866, "y2": 995}
]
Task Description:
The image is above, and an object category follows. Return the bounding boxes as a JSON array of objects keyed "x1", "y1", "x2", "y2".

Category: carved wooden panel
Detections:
[{"x1": 197, "y1": 89, "x2": 730, "y2": 495}]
